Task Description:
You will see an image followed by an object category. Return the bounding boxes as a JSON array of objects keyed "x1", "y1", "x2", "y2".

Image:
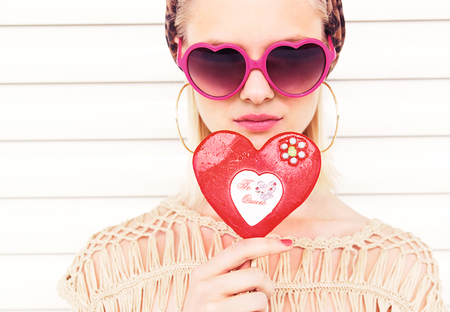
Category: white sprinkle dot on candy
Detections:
[
  {"x1": 282, "y1": 153, "x2": 289, "y2": 159},
  {"x1": 290, "y1": 158, "x2": 298, "y2": 164},
  {"x1": 289, "y1": 138, "x2": 297, "y2": 145},
  {"x1": 298, "y1": 142, "x2": 306, "y2": 148},
  {"x1": 299, "y1": 151, "x2": 306, "y2": 158},
  {"x1": 280, "y1": 143, "x2": 288, "y2": 150}
]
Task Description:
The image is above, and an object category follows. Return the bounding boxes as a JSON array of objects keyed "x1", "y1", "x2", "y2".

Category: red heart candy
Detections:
[{"x1": 193, "y1": 131, "x2": 321, "y2": 238}]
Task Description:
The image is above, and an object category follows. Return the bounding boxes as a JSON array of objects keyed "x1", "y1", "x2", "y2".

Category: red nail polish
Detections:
[{"x1": 280, "y1": 239, "x2": 293, "y2": 246}]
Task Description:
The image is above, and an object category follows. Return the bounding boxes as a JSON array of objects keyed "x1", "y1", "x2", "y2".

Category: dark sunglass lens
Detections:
[
  {"x1": 187, "y1": 48, "x2": 246, "y2": 98},
  {"x1": 267, "y1": 44, "x2": 325, "y2": 95}
]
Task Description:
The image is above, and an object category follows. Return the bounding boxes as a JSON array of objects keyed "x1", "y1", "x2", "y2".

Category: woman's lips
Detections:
[{"x1": 234, "y1": 114, "x2": 282, "y2": 132}]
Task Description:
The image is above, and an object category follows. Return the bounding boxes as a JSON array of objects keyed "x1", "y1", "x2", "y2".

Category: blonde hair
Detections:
[{"x1": 175, "y1": 0, "x2": 338, "y2": 209}]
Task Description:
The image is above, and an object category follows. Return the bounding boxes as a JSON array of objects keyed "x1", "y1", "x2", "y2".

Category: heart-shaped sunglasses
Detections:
[{"x1": 177, "y1": 36, "x2": 336, "y2": 100}]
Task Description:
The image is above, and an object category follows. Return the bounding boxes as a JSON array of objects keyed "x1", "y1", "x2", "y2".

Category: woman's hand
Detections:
[{"x1": 182, "y1": 238, "x2": 293, "y2": 312}]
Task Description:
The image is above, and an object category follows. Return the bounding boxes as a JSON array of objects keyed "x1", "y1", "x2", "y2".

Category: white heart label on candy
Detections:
[
  {"x1": 230, "y1": 171, "x2": 283, "y2": 226},
  {"x1": 193, "y1": 131, "x2": 321, "y2": 238}
]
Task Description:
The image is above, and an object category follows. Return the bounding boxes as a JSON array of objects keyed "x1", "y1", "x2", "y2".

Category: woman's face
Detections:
[{"x1": 181, "y1": 0, "x2": 324, "y2": 149}]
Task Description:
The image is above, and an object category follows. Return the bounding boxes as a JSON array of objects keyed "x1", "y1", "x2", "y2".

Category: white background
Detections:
[{"x1": 0, "y1": 0, "x2": 449, "y2": 310}]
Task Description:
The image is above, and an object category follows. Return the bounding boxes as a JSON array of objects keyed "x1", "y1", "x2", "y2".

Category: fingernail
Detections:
[{"x1": 280, "y1": 239, "x2": 293, "y2": 246}]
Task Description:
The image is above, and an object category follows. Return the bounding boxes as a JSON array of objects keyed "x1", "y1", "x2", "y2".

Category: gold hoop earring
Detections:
[
  {"x1": 176, "y1": 83, "x2": 195, "y2": 154},
  {"x1": 320, "y1": 81, "x2": 340, "y2": 153}
]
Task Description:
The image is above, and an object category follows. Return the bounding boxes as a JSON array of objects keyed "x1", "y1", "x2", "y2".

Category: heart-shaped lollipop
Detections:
[{"x1": 193, "y1": 131, "x2": 321, "y2": 238}]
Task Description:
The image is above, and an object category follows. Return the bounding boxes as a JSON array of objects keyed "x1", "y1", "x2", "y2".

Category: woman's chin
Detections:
[{"x1": 245, "y1": 132, "x2": 277, "y2": 150}]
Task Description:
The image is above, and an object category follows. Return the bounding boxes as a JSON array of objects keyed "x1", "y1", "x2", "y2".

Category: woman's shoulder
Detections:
[
  {"x1": 65, "y1": 197, "x2": 187, "y2": 259},
  {"x1": 287, "y1": 216, "x2": 431, "y2": 253},
  {"x1": 57, "y1": 196, "x2": 235, "y2": 308},
  {"x1": 359, "y1": 219, "x2": 437, "y2": 261},
  {"x1": 368, "y1": 221, "x2": 446, "y2": 310},
  {"x1": 57, "y1": 197, "x2": 197, "y2": 306},
  {"x1": 288, "y1": 218, "x2": 446, "y2": 311},
  {"x1": 348, "y1": 219, "x2": 440, "y2": 276}
]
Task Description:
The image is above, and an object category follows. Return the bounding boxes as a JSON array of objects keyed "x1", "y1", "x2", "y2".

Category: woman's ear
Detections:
[{"x1": 174, "y1": 36, "x2": 180, "y2": 45}]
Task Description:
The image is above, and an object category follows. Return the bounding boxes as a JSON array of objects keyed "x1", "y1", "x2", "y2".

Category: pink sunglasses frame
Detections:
[{"x1": 177, "y1": 36, "x2": 336, "y2": 100}]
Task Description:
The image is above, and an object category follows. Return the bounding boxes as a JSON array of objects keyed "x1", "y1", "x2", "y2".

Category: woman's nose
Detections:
[{"x1": 239, "y1": 69, "x2": 275, "y2": 104}]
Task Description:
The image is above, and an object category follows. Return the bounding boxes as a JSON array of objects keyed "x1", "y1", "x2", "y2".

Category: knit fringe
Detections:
[{"x1": 57, "y1": 199, "x2": 448, "y2": 312}]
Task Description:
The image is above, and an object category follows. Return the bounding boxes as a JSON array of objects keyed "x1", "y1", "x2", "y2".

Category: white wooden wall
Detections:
[{"x1": 0, "y1": 0, "x2": 449, "y2": 310}]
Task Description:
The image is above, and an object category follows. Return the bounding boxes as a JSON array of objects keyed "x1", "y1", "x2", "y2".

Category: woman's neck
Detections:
[{"x1": 196, "y1": 188, "x2": 370, "y2": 239}]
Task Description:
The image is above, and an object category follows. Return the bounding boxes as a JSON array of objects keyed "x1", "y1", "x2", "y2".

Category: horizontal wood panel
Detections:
[
  {"x1": 0, "y1": 25, "x2": 182, "y2": 83},
  {"x1": 0, "y1": 140, "x2": 188, "y2": 198},
  {"x1": 330, "y1": 80, "x2": 450, "y2": 137},
  {"x1": 332, "y1": 21, "x2": 450, "y2": 80},
  {"x1": 343, "y1": 0, "x2": 450, "y2": 21},
  {"x1": 0, "y1": 197, "x2": 165, "y2": 254},
  {"x1": 0, "y1": 83, "x2": 187, "y2": 141},
  {"x1": 333, "y1": 137, "x2": 450, "y2": 195},
  {"x1": 0, "y1": 0, "x2": 448, "y2": 25},
  {"x1": 0, "y1": 83, "x2": 186, "y2": 140},
  {"x1": 0, "y1": 79, "x2": 449, "y2": 141},
  {"x1": 1, "y1": 195, "x2": 449, "y2": 254},
  {"x1": 2, "y1": 252, "x2": 449, "y2": 310},
  {"x1": 0, "y1": 255, "x2": 74, "y2": 310},
  {"x1": 0, "y1": 22, "x2": 449, "y2": 84},
  {"x1": 0, "y1": 0, "x2": 163, "y2": 25},
  {"x1": 0, "y1": 137, "x2": 448, "y2": 198}
]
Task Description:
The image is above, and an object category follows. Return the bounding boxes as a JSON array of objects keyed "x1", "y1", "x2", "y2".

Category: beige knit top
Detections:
[{"x1": 58, "y1": 197, "x2": 447, "y2": 312}]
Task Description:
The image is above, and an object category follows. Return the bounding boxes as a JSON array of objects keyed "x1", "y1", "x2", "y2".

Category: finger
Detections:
[
  {"x1": 206, "y1": 291, "x2": 269, "y2": 312},
  {"x1": 199, "y1": 267, "x2": 274, "y2": 298},
  {"x1": 192, "y1": 238, "x2": 292, "y2": 281},
  {"x1": 236, "y1": 259, "x2": 252, "y2": 271}
]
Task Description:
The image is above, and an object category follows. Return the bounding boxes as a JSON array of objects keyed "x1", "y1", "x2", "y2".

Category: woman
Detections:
[{"x1": 58, "y1": 0, "x2": 447, "y2": 311}]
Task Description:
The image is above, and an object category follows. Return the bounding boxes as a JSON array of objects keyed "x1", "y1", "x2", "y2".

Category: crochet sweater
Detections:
[{"x1": 58, "y1": 197, "x2": 448, "y2": 312}]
